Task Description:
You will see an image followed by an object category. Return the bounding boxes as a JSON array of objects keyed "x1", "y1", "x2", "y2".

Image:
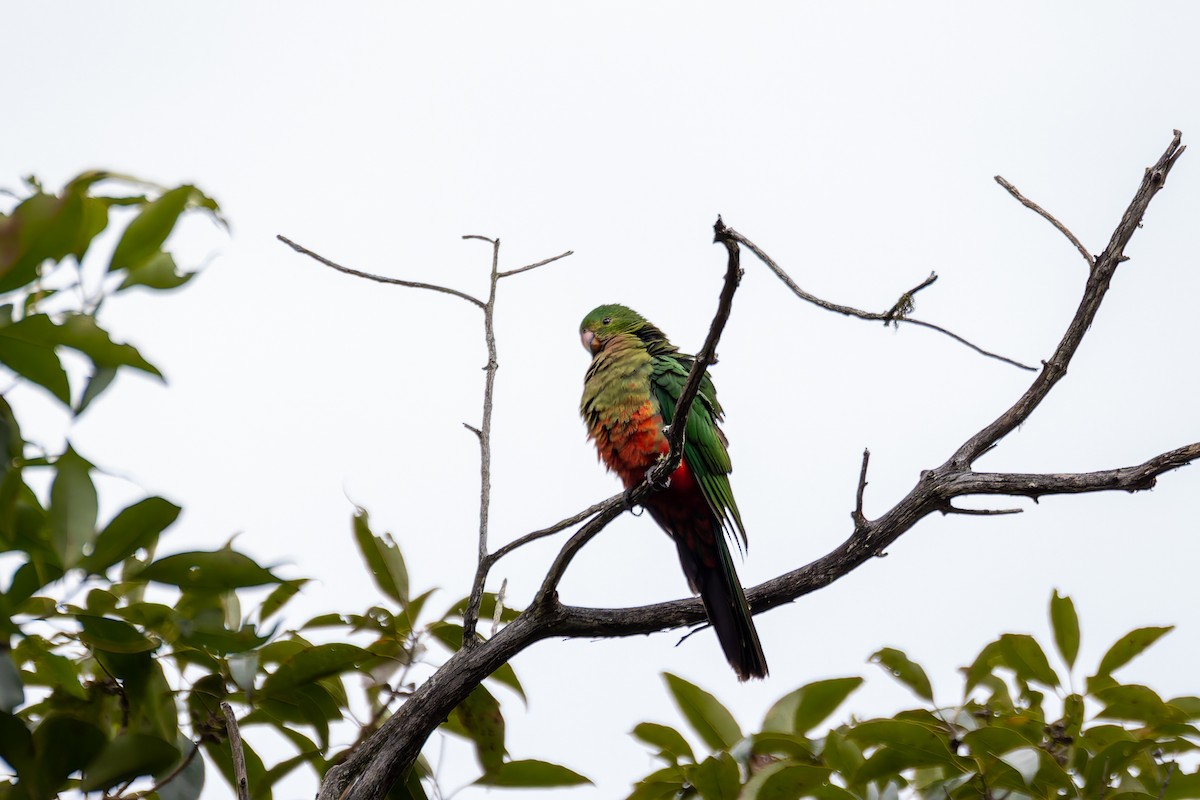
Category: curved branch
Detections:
[
  {"x1": 721, "y1": 225, "x2": 1039, "y2": 371},
  {"x1": 277, "y1": 235, "x2": 487, "y2": 309}
]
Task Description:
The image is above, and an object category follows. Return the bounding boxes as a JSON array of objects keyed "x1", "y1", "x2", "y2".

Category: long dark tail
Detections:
[{"x1": 670, "y1": 524, "x2": 769, "y2": 681}]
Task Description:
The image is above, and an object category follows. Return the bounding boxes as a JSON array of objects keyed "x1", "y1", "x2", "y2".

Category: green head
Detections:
[{"x1": 579, "y1": 304, "x2": 666, "y2": 355}]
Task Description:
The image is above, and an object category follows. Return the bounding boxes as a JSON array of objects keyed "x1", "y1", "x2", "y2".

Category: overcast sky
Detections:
[{"x1": 7, "y1": 3, "x2": 1200, "y2": 798}]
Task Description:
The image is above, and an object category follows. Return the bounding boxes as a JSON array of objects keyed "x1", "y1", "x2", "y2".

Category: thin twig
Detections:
[
  {"x1": 852, "y1": 448, "x2": 871, "y2": 526},
  {"x1": 461, "y1": 236, "x2": 502, "y2": 646},
  {"x1": 722, "y1": 226, "x2": 1038, "y2": 371},
  {"x1": 994, "y1": 176, "x2": 1094, "y2": 268},
  {"x1": 277, "y1": 235, "x2": 486, "y2": 309},
  {"x1": 1158, "y1": 762, "x2": 1177, "y2": 800},
  {"x1": 221, "y1": 702, "x2": 251, "y2": 800},
  {"x1": 124, "y1": 742, "x2": 201, "y2": 799},
  {"x1": 497, "y1": 250, "x2": 574, "y2": 278},
  {"x1": 487, "y1": 497, "x2": 618, "y2": 564}
]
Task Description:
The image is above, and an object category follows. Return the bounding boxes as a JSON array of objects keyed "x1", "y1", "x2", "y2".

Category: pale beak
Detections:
[{"x1": 580, "y1": 329, "x2": 599, "y2": 353}]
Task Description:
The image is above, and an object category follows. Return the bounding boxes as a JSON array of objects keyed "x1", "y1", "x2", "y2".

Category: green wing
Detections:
[{"x1": 650, "y1": 351, "x2": 748, "y2": 549}]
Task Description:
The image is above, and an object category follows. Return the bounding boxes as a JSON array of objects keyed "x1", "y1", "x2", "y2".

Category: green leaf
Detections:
[
  {"x1": 452, "y1": 684, "x2": 505, "y2": 772},
  {"x1": 663, "y1": 673, "x2": 742, "y2": 751},
  {"x1": 1168, "y1": 696, "x2": 1200, "y2": 720},
  {"x1": 49, "y1": 447, "x2": 97, "y2": 569},
  {"x1": 627, "y1": 766, "x2": 689, "y2": 800},
  {"x1": 0, "y1": 327, "x2": 70, "y2": 404},
  {"x1": 30, "y1": 713, "x2": 107, "y2": 796},
  {"x1": 633, "y1": 722, "x2": 695, "y2": 764},
  {"x1": 120, "y1": 250, "x2": 195, "y2": 291},
  {"x1": 1096, "y1": 626, "x2": 1174, "y2": 677},
  {"x1": 475, "y1": 759, "x2": 592, "y2": 787},
  {"x1": 750, "y1": 731, "x2": 815, "y2": 760},
  {"x1": 1096, "y1": 684, "x2": 1183, "y2": 725},
  {"x1": 1049, "y1": 590, "x2": 1080, "y2": 670},
  {"x1": 353, "y1": 510, "x2": 409, "y2": 606},
  {"x1": 139, "y1": 549, "x2": 281, "y2": 592},
  {"x1": 51, "y1": 313, "x2": 160, "y2": 376},
  {"x1": 259, "y1": 579, "x2": 308, "y2": 624},
  {"x1": 741, "y1": 763, "x2": 846, "y2": 800},
  {"x1": 0, "y1": 187, "x2": 108, "y2": 292},
  {"x1": 76, "y1": 365, "x2": 118, "y2": 414},
  {"x1": 156, "y1": 740, "x2": 204, "y2": 800},
  {"x1": 80, "y1": 732, "x2": 180, "y2": 791},
  {"x1": 109, "y1": 185, "x2": 194, "y2": 272},
  {"x1": 0, "y1": 650, "x2": 22, "y2": 712},
  {"x1": 0, "y1": 313, "x2": 160, "y2": 378},
  {"x1": 849, "y1": 719, "x2": 964, "y2": 782},
  {"x1": 961, "y1": 725, "x2": 1034, "y2": 758},
  {"x1": 0, "y1": 711, "x2": 34, "y2": 782},
  {"x1": 82, "y1": 496, "x2": 180, "y2": 574},
  {"x1": 762, "y1": 676, "x2": 863, "y2": 735},
  {"x1": 260, "y1": 643, "x2": 370, "y2": 696},
  {"x1": 686, "y1": 752, "x2": 740, "y2": 799},
  {"x1": 870, "y1": 647, "x2": 933, "y2": 701},
  {"x1": 78, "y1": 614, "x2": 159, "y2": 654},
  {"x1": 998, "y1": 633, "x2": 1060, "y2": 688},
  {"x1": 486, "y1": 660, "x2": 527, "y2": 704}
]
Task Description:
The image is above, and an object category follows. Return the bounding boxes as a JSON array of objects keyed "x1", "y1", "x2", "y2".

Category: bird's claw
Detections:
[{"x1": 646, "y1": 466, "x2": 671, "y2": 491}]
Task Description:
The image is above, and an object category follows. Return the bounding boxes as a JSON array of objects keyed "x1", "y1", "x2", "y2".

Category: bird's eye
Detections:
[{"x1": 602, "y1": 317, "x2": 611, "y2": 325}]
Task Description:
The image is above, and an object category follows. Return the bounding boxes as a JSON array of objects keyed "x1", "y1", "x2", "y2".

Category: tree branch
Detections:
[
  {"x1": 276, "y1": 235, "x2": 487, "y2": 309},
  {"x1": 720, "y1": 225, "x2": 1038, "y2": 371},
  {"x1": 952, "y1": 130, "x2": 1185, "y2": 467},
  {"x1": 460, "y1": 236, "x2": 501, "y2": 647},
  {"x1": 994, "y1": 175, "x2": 1094, "y2": 268},
  {"x1": 221, "y1": 702, "x2": 251, "y2": 800}
]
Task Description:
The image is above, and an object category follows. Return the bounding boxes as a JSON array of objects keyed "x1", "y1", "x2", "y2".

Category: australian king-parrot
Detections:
[{"x1": 579, "y1": 303, "x2": 768, "y2": 680}]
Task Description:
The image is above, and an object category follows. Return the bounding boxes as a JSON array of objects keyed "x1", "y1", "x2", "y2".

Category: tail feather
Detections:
[{"x1": 672, "y1": 532, "x2": 769, "y2": 681}]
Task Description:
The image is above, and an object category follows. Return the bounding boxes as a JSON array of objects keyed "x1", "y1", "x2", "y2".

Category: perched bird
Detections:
[{"x1": 579, "y1": 304, "x2": 768, "y2": 680}]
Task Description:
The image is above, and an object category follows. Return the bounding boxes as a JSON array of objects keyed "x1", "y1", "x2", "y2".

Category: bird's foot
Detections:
[{"x1": 645, "y1": 466, "x2": 671, "y2": 491}]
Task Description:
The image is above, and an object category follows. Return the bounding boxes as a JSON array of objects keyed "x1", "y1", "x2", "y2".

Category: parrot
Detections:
[{"x1": 579, "y1": 303, "x2": 768, "y2": 680}]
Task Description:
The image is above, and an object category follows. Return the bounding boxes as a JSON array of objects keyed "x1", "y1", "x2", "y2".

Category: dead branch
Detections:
[
  {"x1": 721, "y1": 226, "x2": 1038, "y2": 371},
  {"x1": 994, "y1": 175, "x2": 1093, "y2": 268}
]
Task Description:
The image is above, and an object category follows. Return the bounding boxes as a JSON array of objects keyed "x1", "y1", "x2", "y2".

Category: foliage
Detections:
[
  {"x1": 628, "y1": 592, "x2": 1199, "y2": 799},
  {"x1": 0, "y1": 173, "x2": 581, "y2": 799}
]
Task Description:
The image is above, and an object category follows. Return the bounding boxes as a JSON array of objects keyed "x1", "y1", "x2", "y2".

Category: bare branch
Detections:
[
  {"x1": 461, "y1": 237, "x2": 502, "y2": 646},
  {"x1": 722, "y1": 226, "x2": 1038, "y2": 371},
  {"x1": 994, "y1": 175, "x2": 1093, "y2": 268},
  {"x1": 221, "y1": 702, "x2": 251, "y2": 800},
  {"x1": 124, "y1": 742, "x2": 200, "y2": 799},
  {"x1": 497, "y1": 249, "x2": 574, "y2": 278},
  {"x1": 953, "y1": 131, "x2": 1185, "y2": 467},
  {"x1": 852, "y1": 448, "x2": 870, "y2": 526},
  {"x1": 487, "y1": 497, "x2": 619, "y2": 564},
  {"x1": 277, "y1": 235, "x2": 487, "y2": 309}
]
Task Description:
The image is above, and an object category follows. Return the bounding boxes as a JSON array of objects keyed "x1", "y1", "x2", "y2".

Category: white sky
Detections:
[{"x1": 6, "y1": 3, "x2": 1200, "y2": 798}]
